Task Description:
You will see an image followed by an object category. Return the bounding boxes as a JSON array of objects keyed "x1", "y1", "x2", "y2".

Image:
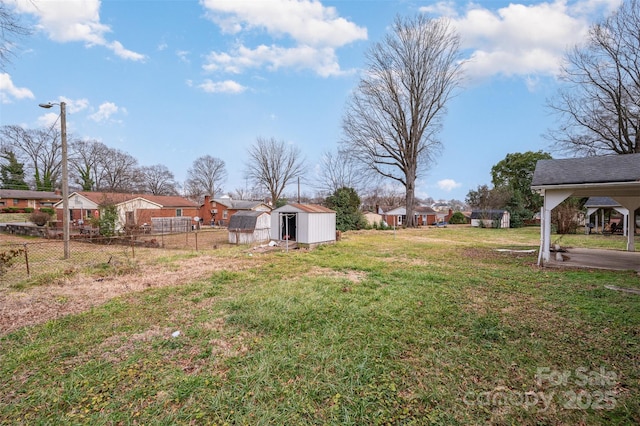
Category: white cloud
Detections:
[
  {"x1": 37, "y1": 112, "x2": 60, "y2": 128},
  {"x1": 176, "y1": 50, "x2": 190, "y2": 64},
  {"x1": 59, "y1": 97, "x2": 90, "y2": 114},
  {"x1": 204, "y1": 44, "x2": 343, "y2": 77},
  {"x1": 437, "y1": 179, "x2": 462, "y2": 192},
  {"x1": 421, "y1": 0, "x2": 619, "y2": 83},
  {"x1": 13, "y1": 0, "x2": 146, "y2": 61},
  {"x1": 0, "y1": 73, "x2": 34, "y2": 103},
  {"x1": 198, "y1": 79, "x2": 247, "y2": 94},
  {"x1": 200, "y1": 0, "x2": 367, "y2": 77},
  {"x1": 89, "y1": 102, "x2": 124, "y2": 122}
]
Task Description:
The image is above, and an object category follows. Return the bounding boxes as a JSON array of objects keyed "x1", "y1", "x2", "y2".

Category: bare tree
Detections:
[
  {"x1": 314, "y1": 149, "x2": 373, "y2": 196},
  {"x1": 0, "y1": 125, "x2": 62, "y2": 191},
  {"x1": 245, "y1": 137, "x2": 305, "y2": 205},
  {"x1": 69, "y1": 138, "x2": 108, "y2": 191},
  {"x1": 139, "y1": 164, "x2": 179, "y2": 195},
  {"x1": 184, "y1": 155, "x2": 227, "y2": 202},
  {"x1": 0, "y1": 2, "x2": 31, "y2": 69},
  {"x1": 547, "y1": 0, "x2": 640, "y2": 155},
  {"x1": 96, "y1": 147, "x2": 142, "y2": 192},
  {"x1": 341, "y1": 15, "x2": 463, "y2": 227}
]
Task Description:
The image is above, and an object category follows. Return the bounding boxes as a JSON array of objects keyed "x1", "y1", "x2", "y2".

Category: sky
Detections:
[{"x1": 0, "y1": 0, "x2": 623, "y2": 203}]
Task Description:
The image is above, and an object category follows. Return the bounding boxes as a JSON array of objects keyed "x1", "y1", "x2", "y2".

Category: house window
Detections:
[
  {"x1": 176, "y1": 209, "x2": 182, "y2": 217},
  {"x1": 13, "y1": 199, "x2": 18, "y2": 206},
  {"x1": 0, "y1": 201, "x2": 5, "y2": 206},
  {"x1": 223, "y1": 210, "x2": 228, "y2": 220}
]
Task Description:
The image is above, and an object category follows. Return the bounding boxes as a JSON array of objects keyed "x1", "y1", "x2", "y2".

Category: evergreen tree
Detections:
[
  {"x1": 325, "y1": 187, "x2": 367, "y2": 232},
  {"x1": 0, "y1": 150, "x2": 29, "y2": 190}
]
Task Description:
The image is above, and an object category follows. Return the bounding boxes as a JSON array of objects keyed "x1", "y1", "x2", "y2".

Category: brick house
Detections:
[
  {"x1": 0, "y1": 189, "x2": 62, "y2": 211},
  {"x1": 55, "y1": 191, "x2": 199, "y2": 230},
  {"x1": 201, "y1": 196, "x2": 271, "y2": 226}
]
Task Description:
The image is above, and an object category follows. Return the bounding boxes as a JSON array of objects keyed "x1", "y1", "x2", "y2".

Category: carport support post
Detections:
[
  {"x1": 612, "y1": 197, "x2": 640, "y2": 252},
  {"x1": 539, "y1": 189, "x2": 573, "y2": 265}
]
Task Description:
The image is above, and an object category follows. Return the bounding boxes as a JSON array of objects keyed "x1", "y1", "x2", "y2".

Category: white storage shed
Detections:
[
  {"x1": 227, "y1": 211, "x2": 271, "y2": 245},
  {"x1": 270, "y1": 204, "x2": 336, "y2": 248}
]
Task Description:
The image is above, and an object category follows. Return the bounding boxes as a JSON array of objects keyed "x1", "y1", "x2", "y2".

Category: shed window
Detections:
[{"x1": 176, "y1": 209, "x2": 182, "y2": 217}]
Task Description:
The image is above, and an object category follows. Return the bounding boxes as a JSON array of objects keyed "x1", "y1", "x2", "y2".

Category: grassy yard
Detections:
[{"x1": 0, "y1": 226, "x2": 638, "y2": 425}]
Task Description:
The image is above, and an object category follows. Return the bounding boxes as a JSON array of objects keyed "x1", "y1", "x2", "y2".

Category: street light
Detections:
[{"x1": 39, "y1": 101, "x2": 69, "y2": 259}]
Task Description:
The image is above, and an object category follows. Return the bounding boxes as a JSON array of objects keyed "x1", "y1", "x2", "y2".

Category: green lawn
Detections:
[{"x1": 1, "y1": 226, "x2": 638, "y2": 425}]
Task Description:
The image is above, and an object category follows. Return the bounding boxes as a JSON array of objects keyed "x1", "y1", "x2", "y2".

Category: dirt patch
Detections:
[
  {"x1": 0, "y1": 254, "x2": 260, "y2": 336},
  {"x1": 306, "y1": 266, "x2": 367, "y2": 283}
]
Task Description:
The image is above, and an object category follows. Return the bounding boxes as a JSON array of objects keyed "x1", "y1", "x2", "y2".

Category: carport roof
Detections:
[{"x1": 531, "y1": 153, "x2": 640, "y2": 186}]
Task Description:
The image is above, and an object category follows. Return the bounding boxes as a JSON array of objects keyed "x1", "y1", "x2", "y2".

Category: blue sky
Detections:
[{"x1": 0, "y1": 0, "x2": 622, "y2": 202}]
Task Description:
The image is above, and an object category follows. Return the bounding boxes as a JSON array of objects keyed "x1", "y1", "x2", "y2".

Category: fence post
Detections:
[
  {"x1": 23, "y1": 243, "x2": 30, "y2": 278},
  {"x1": 195, "y1": 231, "x2": 198, "y2": 251},
  {"x1": 131, "y1": 234, "x2": 135, "y2": 259}
]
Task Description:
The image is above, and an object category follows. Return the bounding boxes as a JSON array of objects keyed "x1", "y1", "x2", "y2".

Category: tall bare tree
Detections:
[
  {"x1": 97, "y1": 147, "x2": 142, "y2": 192},
  {"x1": 0, "y1": 2, "x2": 31, "y2": 69},
  {"x1": 140, "y1": 164, "x2": 179, "y2": 195},
  {"x1": 245, "y1": 137, "x2": 305, "y2": 205},
  {"x1": 341, "y1": 15, "x2": 463, "y2": 227},
  {"x1": 548, "y1": 0, "x2": 640, "y2": 155},
  {"x1": 69, "y1": 138, "x2": 108, "y2": 191},
  {"x1": 184, "y1": 155, "x2": 227, "y2": 202},
  {"x1": 0, "y1": 125, "x2": 62, "y2": 191}
]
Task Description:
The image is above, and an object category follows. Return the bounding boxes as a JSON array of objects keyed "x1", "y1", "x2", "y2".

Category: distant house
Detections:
[
  {"x1": 270, "y1": 203, "x2": 336, "y2": 248},
  {"x1": 0, "y1": 189, "x2": 61, "y2": 211},
  {"x1": 55, "y1": 191, "x2": 199, "y2": 231},
  {"x1": 470, "y1": 210, "x2": 511, "y2": 228},
  {"x1": 202, "y1": 196, "x2": 271, "y2": 226},
  {"x1": 382, "y1": 205, "x2": 448, "y2": 226},
  {"x1": 363, "y1": 211, "x2": 383, "y2": 226},
  {"x1": 227, "y1": 211, "x2": 271, "y2": 245}
]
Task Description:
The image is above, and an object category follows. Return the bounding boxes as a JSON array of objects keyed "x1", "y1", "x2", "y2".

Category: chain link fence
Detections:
[{"x1": 0, "y1": 228, "x2": 228, "y2": 287}]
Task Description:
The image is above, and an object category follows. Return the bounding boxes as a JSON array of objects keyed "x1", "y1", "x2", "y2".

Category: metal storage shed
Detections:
[
  {"x1": 270, "y1": 204, "x2": 336, "y2": 248},
  {"x1": 227, "y1": 211, "x2": 271, "y2": 245}
]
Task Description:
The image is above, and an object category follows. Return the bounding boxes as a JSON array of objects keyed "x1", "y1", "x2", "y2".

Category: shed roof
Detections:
[
  {"x1": 531, "y1": 154, "x2": 640, "y2": 186},
  {"x1": 470, "y1": 210, "x2": 507, "y2": 220},
  {"x1": 274, "y1": 203, "x2": 335, "y2": 214},
  {"x1": 228, "y1": 210, "x2": 269, "y2": 230}
]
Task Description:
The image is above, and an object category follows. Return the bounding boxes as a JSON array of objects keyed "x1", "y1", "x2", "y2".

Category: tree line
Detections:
[{"x1": 2, "y1": 1, "x2": 638, "y2": 228}]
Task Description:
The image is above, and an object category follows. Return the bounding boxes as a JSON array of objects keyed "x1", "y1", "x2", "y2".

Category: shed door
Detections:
[
  {"x1": 281, "y1": 213, "x2": 297, "y2": 241},
  {"x1": 126, "y1": 211, "x2": 135, "y2": 225}
]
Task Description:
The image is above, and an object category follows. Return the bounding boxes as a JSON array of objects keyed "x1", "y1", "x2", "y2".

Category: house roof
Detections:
[
  {"x1": 385, "y1": 206, "x2": 436, "y2": 215},
  {"x1": 0, "y1": 189, "x2": 61, "y2": 200},
  {"x1": 70, "y1": 192, "x2": 198, "y2": 208},
  {"x1": 414, "y1": 206, "x2": 437, "y2": 214},
  {"x1": 227, "y1": 210, "x2": 269, "y2": 230},
  {"x1": 531, "y1": 154, "x2": 640, "y2": 186},
  {"x1": 584, "y1": 197, "x2": 621, "y2": 208},
  {"x1": 211, "y1": 198, "x2": 270, "y2": 210}
]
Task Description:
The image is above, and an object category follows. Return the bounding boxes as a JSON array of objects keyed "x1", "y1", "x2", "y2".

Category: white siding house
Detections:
[{"x1": 270, "y1": 204, "x2": 336, "y2": 248}]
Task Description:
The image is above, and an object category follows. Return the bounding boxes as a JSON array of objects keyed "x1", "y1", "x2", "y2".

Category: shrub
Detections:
[
  {"x1": 40, "y1": 207, "x2": 55, "y2": 215},
  {"x1": 448, "y1": 212, "x2": 466, "y2": 224},
  {"x1": 29, "y1": 210, "x2": 52, "y2": 226}
]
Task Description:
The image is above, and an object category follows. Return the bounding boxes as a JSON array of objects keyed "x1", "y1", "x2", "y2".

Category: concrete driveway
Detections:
[{"x1": 547, "y1": 247, "x2": 640, "y2": 273}]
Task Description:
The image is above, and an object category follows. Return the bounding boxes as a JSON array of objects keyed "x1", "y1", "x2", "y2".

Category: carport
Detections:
[{"x1": 531, "y1": 154, "x2": 640, "y2": 265}]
